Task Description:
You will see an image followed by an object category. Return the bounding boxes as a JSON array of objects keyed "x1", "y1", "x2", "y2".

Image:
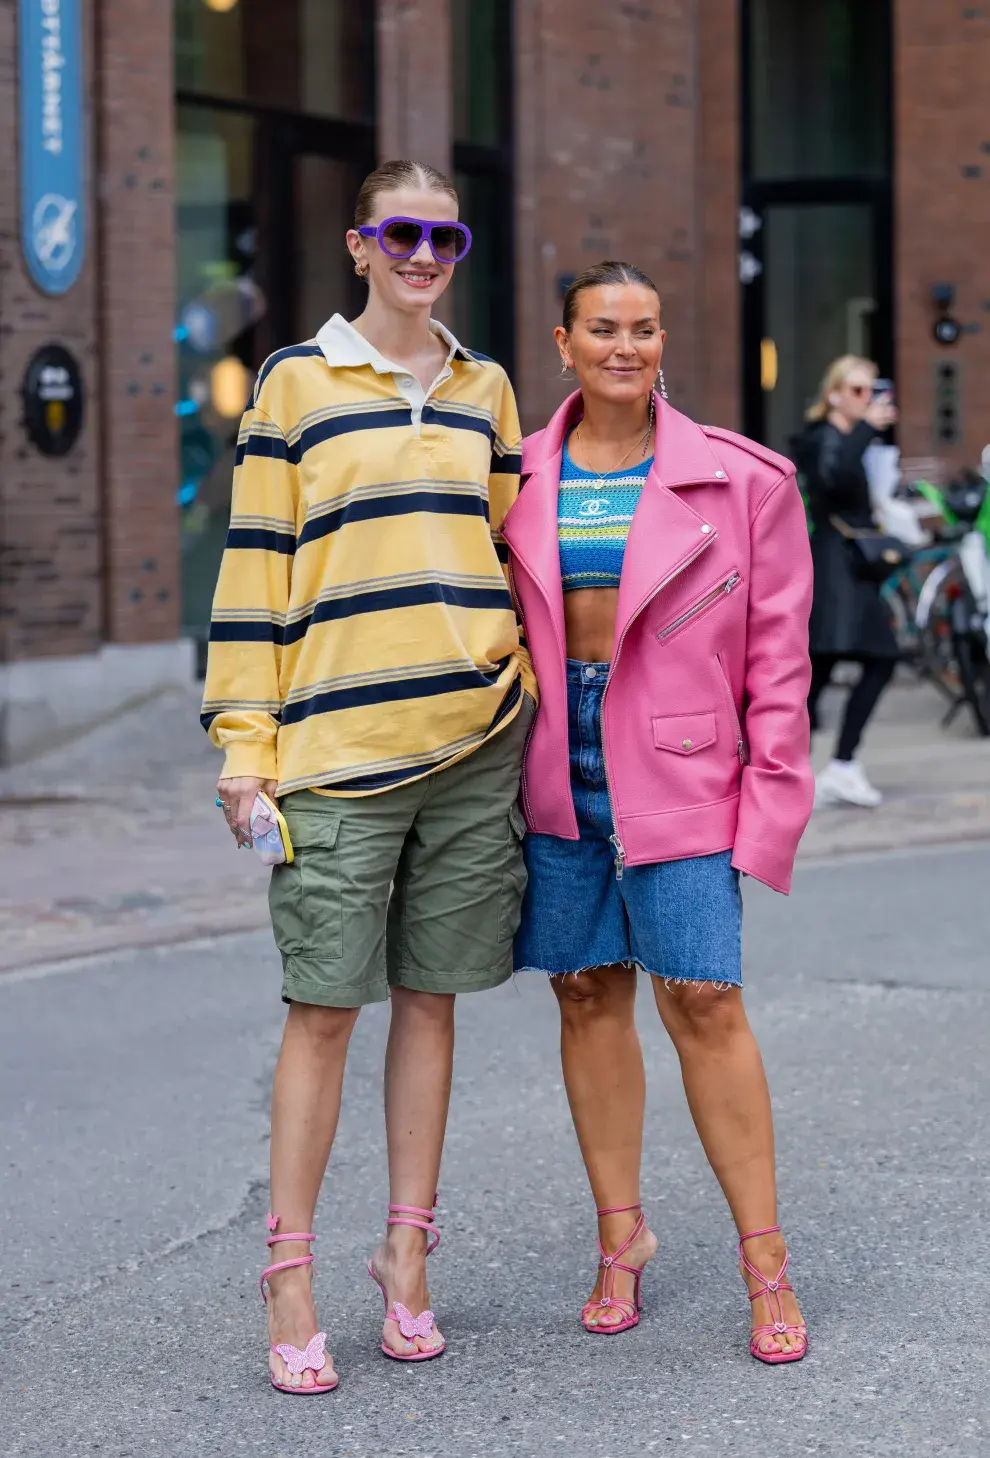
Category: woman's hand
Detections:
[
  {"x1": 217, "y1": 776, "x2": 278, "y2": 849},
  {"x1": 865, "y1": 396, "x2": 898, "y2": 432}
]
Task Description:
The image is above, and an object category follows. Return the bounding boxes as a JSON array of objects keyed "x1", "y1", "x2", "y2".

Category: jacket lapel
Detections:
[
  {"x1": 502, "y1": 393, "x2": 730, "y2": 646},
  {"x1": 616, "y1": 400, "x2": 729, "y2": 639}
]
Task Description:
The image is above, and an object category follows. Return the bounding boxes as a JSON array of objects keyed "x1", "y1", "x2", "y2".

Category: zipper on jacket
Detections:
[
  {"x1": 656, "y1": 572, "x2": 740, "y2": 643},
  {"x1": 602, "y1": 529, "x2": 719, "y2": 878},
  {"x1": 716, "y1": 651, "x2": 748, "y2": 766}
]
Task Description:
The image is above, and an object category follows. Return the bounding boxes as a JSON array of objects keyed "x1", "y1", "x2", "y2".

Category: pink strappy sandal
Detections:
[
  {"x1": 367, "y1": 1198, "x2": 446, "y2": 1362},
  {"x1": 261, "y1": 1213, "x2": 338, "y2": 1394},
  {"x1": 739, "y1": 1225, "x2": 809, "y2": 1365},
  {"x1": 581, "y1": 1203, "x2": 652, "y2": 1335}
]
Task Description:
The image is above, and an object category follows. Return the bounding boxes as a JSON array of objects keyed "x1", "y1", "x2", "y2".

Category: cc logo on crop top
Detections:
[{"x1": 578, "y1": 497, "x2": 612, "y2": 517}]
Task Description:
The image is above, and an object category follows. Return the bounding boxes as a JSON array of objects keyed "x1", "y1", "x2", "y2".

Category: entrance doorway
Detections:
[
  {"x1": 741, "y1": 189, "x2": 892, "y2": 453},
  {"x1": 740, "y1": 0, "x2": 893, "y2": 452}
]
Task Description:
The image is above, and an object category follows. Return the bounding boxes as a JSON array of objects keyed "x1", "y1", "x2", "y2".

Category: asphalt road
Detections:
[{"x1": 2, "y1": 844, "x2": 989, "y2": 1457}]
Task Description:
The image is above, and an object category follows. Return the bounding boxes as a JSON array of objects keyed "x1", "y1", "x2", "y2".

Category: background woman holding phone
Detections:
[{"x1": 792, "y1": 356, "x2": 900, "y2": 809}]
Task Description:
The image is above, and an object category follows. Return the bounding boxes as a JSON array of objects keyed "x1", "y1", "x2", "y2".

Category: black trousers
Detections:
[{"x1": 808, "y1": 656, "x2": 896, "y2": 762}]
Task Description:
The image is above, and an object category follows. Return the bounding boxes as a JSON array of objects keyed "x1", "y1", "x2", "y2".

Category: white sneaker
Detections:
[{"x1": 814, "y1": 759, "x2": 883, "y2": 809}]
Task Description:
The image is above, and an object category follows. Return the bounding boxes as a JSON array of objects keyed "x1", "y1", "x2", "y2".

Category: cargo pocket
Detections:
[
  {"x1": 497, "y1": 801, "x2": 529, "y2": 942},
  {"x1": 268, "y1": 809, "x2": 343, "y2": 961}
]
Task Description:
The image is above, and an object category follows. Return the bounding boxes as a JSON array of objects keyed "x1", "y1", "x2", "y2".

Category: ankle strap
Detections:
[
  {"x1": 739, "y1": 1225, "x2": 780, "y2": 1243},
  {"x1": 266, "y1": 1213, "x2": 316, "y2": 1248},
  {"x1": 260, "y1": 1253, "x2": 313, "y2": 1304},
  {"x1": 386, "y1": 1198, "x2": 440, "y2": 1255},
  {"x1": 596, "y1": 1204, "x2": 642, "y2": 1218}
]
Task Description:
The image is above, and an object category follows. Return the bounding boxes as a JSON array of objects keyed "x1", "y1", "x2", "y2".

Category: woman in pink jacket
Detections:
[{"x1": 503, "y1": 262, "x2": 814, "y2": 1364}]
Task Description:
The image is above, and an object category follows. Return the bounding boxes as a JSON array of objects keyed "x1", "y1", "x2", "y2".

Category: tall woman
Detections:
[
  {"x1": 503, "y1": 262, "x2": 813, "y2": 1363},
  {"x1": 203, "y1": 160, "x2": 534, "y2": 1392},
  {"x1": 791, "y1": 356, "x2": 900, "y2": 808}
]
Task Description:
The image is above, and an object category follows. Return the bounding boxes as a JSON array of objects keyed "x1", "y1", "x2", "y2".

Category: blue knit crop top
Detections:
[{"x1": 558, "y1": 432, "x2": 653, "y2": 592}]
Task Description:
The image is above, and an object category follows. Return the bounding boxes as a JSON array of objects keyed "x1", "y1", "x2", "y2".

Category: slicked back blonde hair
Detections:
[{"x1": 805, "y1": 354, "x2": 878, "y2": 422}]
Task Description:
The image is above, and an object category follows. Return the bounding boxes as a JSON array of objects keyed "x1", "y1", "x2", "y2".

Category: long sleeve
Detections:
[
  {"x1": 488, "y1": 373, "x2": 538, "y2": 701},
  {"x1": 811, "y1": 421, "x2": 877, "y2": 514},
  {"x1": 200, "y1": 405, "x2": 298, "y2": 781},
  {"x1": 731, "y1": 471, "x2": 814, "y2": 894}
]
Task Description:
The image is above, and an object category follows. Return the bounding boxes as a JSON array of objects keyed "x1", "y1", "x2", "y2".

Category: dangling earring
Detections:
[
  {"x1": 657, "y1": 369, "x2": 668, "y2": 400},
  {"x1": 561, "y1": 360, "x2": 573, "y2": 377},
  {"x1": 649, "y1": 390, "x2": 656, "y2": 436}
]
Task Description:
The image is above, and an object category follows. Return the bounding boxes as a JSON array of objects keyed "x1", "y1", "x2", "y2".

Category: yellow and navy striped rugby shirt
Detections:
[{"x1": 202, "y1": 317, "x2": 534, "y2": 797}]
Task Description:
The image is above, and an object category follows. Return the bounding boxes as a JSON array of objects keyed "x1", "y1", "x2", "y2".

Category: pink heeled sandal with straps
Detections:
[
  {"x1": 739, "y1": 1224, "x2": 809, "y2": 1365},
  {"x1": 261, "y1": 1213, "x2": 338, "y2": 1394},
  {"x1": 581, "y1": 1203, "x2": 652, "y2": 1335},
  {"x1": 367, "y1": 1198, "x2": 446, "y2": 1362}
]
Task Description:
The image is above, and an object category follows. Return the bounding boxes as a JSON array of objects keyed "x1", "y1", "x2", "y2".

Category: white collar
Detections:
[{"x1": 314, "y1": 313, "x2": 469, "y2": 374}]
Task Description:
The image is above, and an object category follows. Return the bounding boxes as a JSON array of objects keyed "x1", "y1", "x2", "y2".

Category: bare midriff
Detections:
[{"x1": 564, "y1": 587, "x2": 619, "y2": 665}]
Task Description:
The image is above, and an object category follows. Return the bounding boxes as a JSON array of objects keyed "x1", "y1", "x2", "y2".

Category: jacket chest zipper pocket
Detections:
[{"x1": 656, "y1": 572, "x2": 741, "y2": 644}]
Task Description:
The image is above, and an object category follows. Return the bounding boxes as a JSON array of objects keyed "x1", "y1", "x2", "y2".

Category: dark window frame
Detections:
[{"x1": 739, "y1": 0, "x2": 895, "y2": 443}]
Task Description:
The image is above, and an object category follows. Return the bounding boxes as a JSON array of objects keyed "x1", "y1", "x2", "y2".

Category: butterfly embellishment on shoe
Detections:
[
  {"x1": 273, "y1": 1331, "x2": 328, "y2": 1375},
  {"x1": 391, "y1": 1303, "x2": 436, "y2": 1340}
]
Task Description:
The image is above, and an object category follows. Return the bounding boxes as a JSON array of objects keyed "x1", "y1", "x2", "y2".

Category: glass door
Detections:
[
  {"x1": 741, "y1": 193, "x2": 891, "y2": 454},
  {"x1": 740, "y1": 0, "x2": 893, "y2": 450}
]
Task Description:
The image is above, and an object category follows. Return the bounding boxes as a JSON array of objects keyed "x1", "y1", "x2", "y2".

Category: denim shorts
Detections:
[{"x1": 514, "y1": 661, "x2": 742, "y2": 986}]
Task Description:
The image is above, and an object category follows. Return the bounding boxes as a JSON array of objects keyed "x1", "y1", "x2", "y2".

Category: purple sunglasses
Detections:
[{"x1": 358, "y1": 215, "x2": 473, "y2": 265}]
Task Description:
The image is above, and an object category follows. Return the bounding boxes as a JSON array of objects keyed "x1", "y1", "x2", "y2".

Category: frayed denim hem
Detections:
[{"x1": 514, "y1": 960, "x2": 740, "y2": 992}]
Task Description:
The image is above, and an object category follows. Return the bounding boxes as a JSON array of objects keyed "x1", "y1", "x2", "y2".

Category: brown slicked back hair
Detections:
[
  {"x1": 354, "y1": 159, "x2": 459, "y2": 226},
  {"x1": 562, "y1": 261, "x2": 662, "y2": 331}
]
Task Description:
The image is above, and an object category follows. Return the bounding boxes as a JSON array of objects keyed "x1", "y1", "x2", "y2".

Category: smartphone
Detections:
[
  {"x1": 872, "y1": 378, "x2": 895, "y2": 402},
  {"x1": 249, "y1": 791, "x2": 294, "y2": 866}
]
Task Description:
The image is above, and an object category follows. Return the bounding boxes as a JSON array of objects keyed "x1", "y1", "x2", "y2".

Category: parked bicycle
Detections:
[{"x1": 909, "y1": 467, "x2": 990, "y2": 735}]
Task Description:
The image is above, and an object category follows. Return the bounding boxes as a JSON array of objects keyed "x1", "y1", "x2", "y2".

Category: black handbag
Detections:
[{"x1": 829, "y1": 515, "x2": 912, "y2": 584}]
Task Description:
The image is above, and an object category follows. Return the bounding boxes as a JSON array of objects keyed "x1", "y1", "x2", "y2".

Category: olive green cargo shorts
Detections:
[{"x1": 269, "y1": 694, "x2": 535, "y2": 1007}]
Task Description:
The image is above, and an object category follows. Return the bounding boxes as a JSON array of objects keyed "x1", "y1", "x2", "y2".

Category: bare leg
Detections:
[
  {"x1": 266, "y1": 1000, "x2": 360, "y2": 1389},
  {"x1": 552, "y1": 968, "x2": 658, "y2": 1327},
  {"x1": 651, "y1": 981, "x2": 804, "y2": 1355},
  {"x1": 370, "y1": 986, "x2": 455, "y2": 1356}
]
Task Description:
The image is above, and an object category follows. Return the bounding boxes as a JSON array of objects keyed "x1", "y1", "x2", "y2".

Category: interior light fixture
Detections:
[
  {"x1": 210, "y1": 356, "x2": 252, "y2": 419},
  {"x1": 203, "y1": 0, "x2": 240, "y2": 13},
  {"x1": 760, "y1": 338, "x2": 778, "y2": 393}
]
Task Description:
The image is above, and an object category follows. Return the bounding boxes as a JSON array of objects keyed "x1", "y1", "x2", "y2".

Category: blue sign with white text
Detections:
[{"x1": 19, "y1": 0, "x2": 85, "y2": 295}]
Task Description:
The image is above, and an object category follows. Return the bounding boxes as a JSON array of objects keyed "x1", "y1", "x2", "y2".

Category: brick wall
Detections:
[
  {"x1": 97, "y1": 0, "x2": 179, "y2": 644},
  {"x1": 895, "y1": 3, "x2": 990, "y2": 469},
  {"x1": 377, "y1": 0, "x2": 452, "y2": 171},
  {"x1": 0, "y1": 0, "x2": 103, "y2": 662},
  {"x1": 514, "y1": 0, "x2": 720, "y2": 437},
  {"x1": 698, "y1": 0, "x2": 741, "y2": 431}
]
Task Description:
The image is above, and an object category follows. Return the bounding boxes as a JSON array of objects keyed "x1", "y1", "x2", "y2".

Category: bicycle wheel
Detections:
[
  {"x1": 955, "y1": 629, "x2": 990, "y2": 736},
  {"x1": 916, "y1": 559, "x2": 964, "y2": 701}
]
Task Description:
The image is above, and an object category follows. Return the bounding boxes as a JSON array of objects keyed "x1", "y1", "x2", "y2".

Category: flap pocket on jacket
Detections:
[{"x1": 652, "y1": 712, "x2": 717, "y2": 755}]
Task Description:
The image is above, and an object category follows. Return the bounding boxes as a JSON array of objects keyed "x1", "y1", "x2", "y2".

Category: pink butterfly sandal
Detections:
[
  {"x1": 581, "y1": 1203, "x2": 655, "y2": 1335},
  {"x1": 261, "y1": 1213, "x2": 338, "y2": 1394},
  {"x1": 739, "y1": 1225, "x2": 809, "y2": 1365},
  {"x1": 367, "y1": 1199, "x2": 446, "y2": 1362}
]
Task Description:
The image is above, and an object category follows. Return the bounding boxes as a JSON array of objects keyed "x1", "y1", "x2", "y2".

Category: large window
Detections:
[
  {"x1": 174, "y1": 1, "x2": 375, "y2": 654},
  {"x1": 741, "y1": 0, "x2": 893, "y2": 449},
  {"x1": 451, "y1": 0, "x2": 514, "y2": 370}
]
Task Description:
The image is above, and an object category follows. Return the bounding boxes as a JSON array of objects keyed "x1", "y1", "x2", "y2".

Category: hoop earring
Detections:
[
  {"x1": 354, "y1": 259, "x2": 370, "y2": 279},
  {"x1": 657, "y1": 369, "x2": 668, "y2": 401}
]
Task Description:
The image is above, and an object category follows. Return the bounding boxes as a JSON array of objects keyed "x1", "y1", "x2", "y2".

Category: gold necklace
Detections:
[{"x1": 575, "y1": 421, "x2": 653, "y2": 490}]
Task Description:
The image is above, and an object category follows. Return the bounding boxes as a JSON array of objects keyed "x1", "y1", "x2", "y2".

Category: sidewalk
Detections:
[{"x1": 1, "y1": 676, "x2": 987, "y2": 972}]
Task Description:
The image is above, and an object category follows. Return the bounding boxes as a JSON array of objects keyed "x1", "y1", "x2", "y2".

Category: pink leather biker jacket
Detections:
[{"x1": 501, "y1": 391, "x2": 814, "y2": 895}]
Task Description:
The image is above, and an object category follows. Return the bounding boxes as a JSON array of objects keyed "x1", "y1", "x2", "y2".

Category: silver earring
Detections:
[
  {"x1": 561, "y1": 361, "x2": 572, "y2": 377},
  {"x1": 657, "y1": 369, "x2": 668, "y2": 401}
]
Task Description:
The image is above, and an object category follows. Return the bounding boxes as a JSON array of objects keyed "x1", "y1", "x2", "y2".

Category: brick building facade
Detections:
[{"x1": 0, "y1": 0, "x2": 987, "y2": 761}]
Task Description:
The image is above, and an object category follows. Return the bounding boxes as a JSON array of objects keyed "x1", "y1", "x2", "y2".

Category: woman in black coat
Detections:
[{"x1": 791, "y1": 356, "x2": 899, "y2": 808}]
